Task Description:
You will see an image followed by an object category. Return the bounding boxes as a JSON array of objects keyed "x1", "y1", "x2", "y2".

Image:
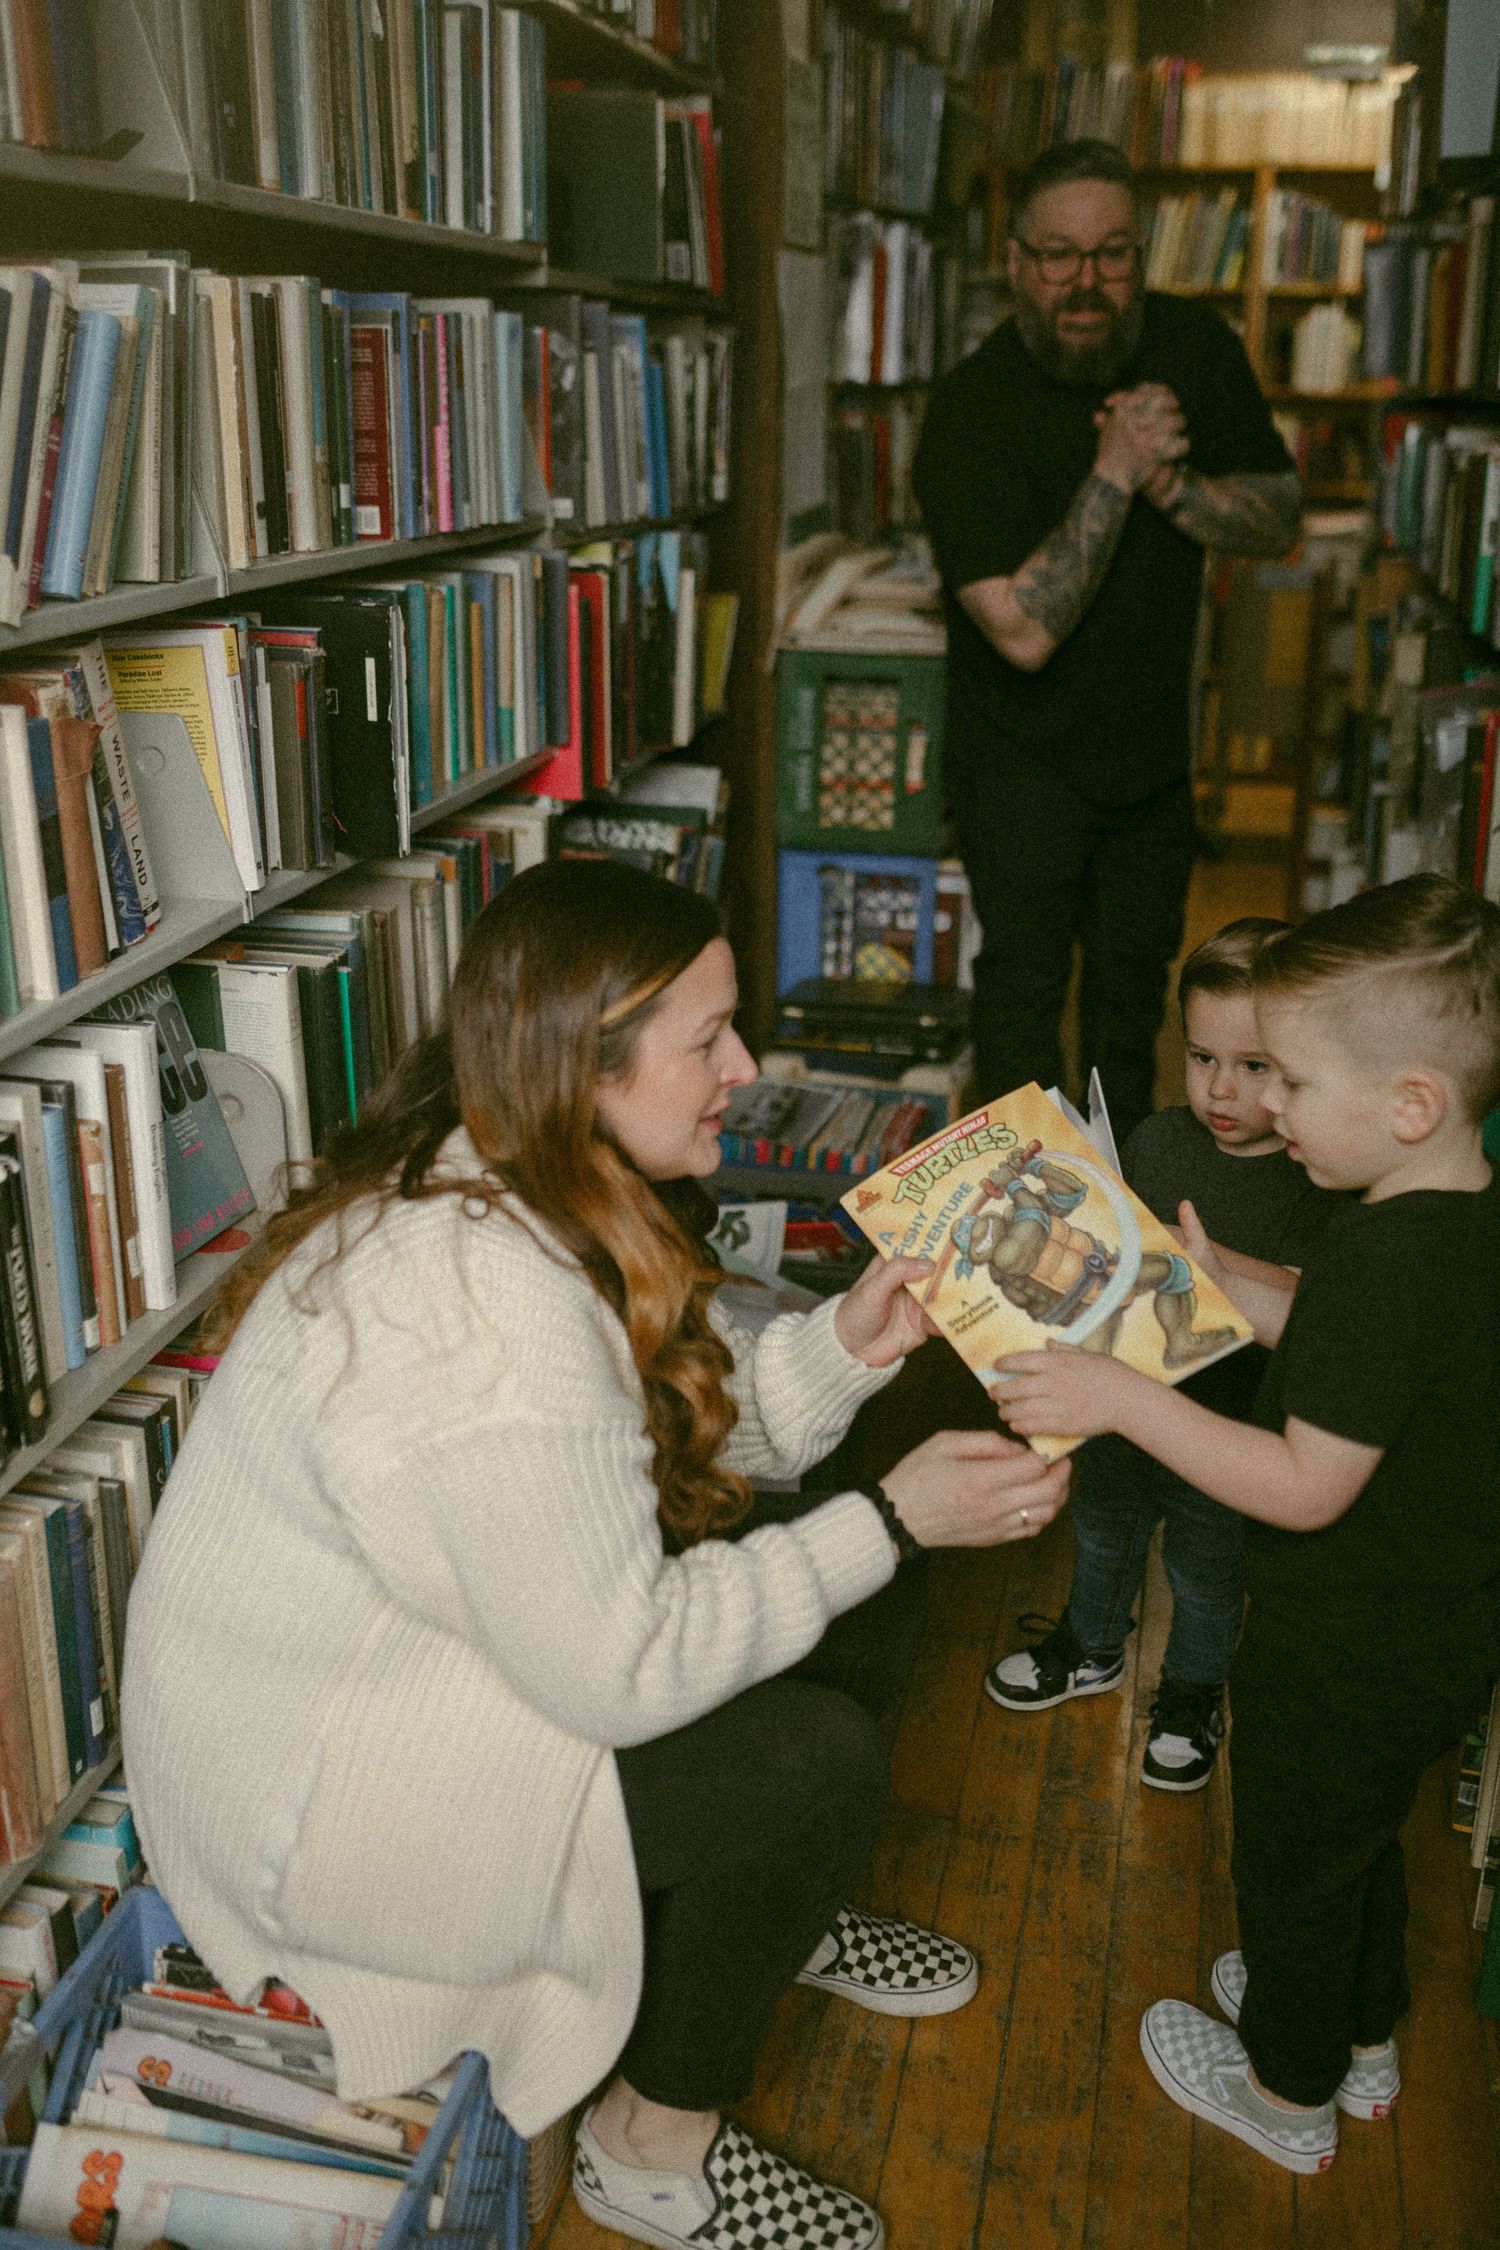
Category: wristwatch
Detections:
[{"x1": 862, "y1": 1483, "x2": 922, "y2": 1567}]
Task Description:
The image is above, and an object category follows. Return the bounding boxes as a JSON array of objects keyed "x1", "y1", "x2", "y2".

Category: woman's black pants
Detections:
[{"x1": 612, "y1": 1485, "x2": 928, "y2": 2113}]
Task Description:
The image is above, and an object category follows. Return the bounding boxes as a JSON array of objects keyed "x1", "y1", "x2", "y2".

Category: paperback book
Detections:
[{"x1": 840, "y1": 1083, "x2": 1253, "y2": 1461}]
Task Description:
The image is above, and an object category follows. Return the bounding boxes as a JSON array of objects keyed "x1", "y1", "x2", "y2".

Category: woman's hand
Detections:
[
  {"x1": 834, "y1": 1256, "x2": 938, "y2": 1369},
  {"x1": 880, "y1": 1428, "x2": 1072, "y2": 1549},
  {"x1": 991, "y1": 1345, "x2": 1150, "y2": 1445}
]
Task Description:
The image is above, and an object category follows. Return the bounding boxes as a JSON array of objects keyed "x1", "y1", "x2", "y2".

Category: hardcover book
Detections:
[{"x1": 840, "y1": 1083, "x2": 1254, "y2": 1462}]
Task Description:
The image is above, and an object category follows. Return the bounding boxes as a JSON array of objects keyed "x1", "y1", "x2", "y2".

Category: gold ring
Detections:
[{"x1": 1019, "y1": 1509, "x2": 1030, "y2": 1529}]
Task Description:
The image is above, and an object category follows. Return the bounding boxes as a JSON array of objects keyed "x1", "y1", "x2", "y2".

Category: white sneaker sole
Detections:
[
  {"x1": 1141, "y1": 1761, "x2": 1215, "y2": 1793},
  {"x1": 1209, "y1": 1960, "x2": 1399, "y2": 2120},
  {"x1": 573, "y1": 2174, "x2": 887, "y2": 2250},
  {"x1": 1139, "y1": 2013, "x2": 1336, "y2": 2174},
  {"x1": 795, "y1": 1954, "x2": 979, "y2": 2016},
  {"x1": 984, "y1": 1666, "x2": 1124, "y2": 1712}
]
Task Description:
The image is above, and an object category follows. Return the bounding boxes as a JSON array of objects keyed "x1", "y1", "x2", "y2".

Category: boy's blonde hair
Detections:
[
  {"x1": 1178, "y1": 916, "x2": 1288, "y2": 1011},
  {"x1": 1251, "y1": 874, "x2": 1500, "y2": 1121}
]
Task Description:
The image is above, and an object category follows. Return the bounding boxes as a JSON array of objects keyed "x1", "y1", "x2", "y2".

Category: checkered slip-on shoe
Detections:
[
  {"x1": 1210, "y1": 1952, "x2": 1401, "y2": 2120},
  {"x1": 572, "y1": 2108, "x2": 883, "y2": 2250},
  {"x1": 796, "y1": 1905, "x2": 978, "y2": 2017},
  {"x1": 1140, "y1": 2000, "x2": 1338, "y2": 2174}
]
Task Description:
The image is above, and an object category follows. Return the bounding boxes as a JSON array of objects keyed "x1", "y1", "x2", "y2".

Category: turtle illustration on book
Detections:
[{"x1": 939, "y1": 1143, "x2": 1241, "y2": 1369}]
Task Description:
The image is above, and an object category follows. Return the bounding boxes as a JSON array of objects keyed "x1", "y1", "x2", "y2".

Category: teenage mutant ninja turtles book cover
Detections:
[{"x1": 840, "y1": 1083, "x2": 1255, "y2": 1461}]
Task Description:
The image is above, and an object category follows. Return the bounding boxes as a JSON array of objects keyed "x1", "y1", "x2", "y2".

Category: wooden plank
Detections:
[{"x1": 1084, "y1": 1544, "x2": 1203, "y2": 2250}]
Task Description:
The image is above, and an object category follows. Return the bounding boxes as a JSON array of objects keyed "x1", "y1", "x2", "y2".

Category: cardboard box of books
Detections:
[{"x1": 840, "y1": 1083, "x2": 1254, "y2": 1461}]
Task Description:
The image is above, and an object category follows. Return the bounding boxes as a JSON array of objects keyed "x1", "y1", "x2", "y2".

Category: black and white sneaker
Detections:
[
  {"x1": 573, "y1": 2108, "x2": 884, "y2": 2249},
  {"x1": 984, "y1": 1612, "x2": 1126, "y2": 1711},
  {"x1": 1142, "y1": 1678, "x2": 1225, "y2": 1793},
  {"x1": 796, "y1": 1906, "x2": 978, "y2": 2017}
]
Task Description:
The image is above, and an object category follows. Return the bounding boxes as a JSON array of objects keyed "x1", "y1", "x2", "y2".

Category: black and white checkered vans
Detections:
[
  {"x1": 796, "y1": 1905, "x2": 978, "y2": 2016},
  {"x1": 574, "y1": 2111, "x2": 883, "y2": 2249}
]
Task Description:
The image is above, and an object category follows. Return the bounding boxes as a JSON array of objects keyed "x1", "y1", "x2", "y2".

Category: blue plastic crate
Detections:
[{"x1": 0, "y1": 1888, "x2": 528, "y2": 2250}]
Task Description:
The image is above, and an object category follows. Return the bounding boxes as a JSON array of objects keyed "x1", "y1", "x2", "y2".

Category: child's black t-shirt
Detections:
[
  {"x1": 1249, "y1": 1172, "x2": 1500, "y2": 1637},
  {"x1": 1123, "y1": 1107, "x2": 1351, "y2": 1420}
]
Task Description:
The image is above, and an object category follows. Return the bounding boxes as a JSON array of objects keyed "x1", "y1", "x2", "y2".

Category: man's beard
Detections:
[{"x1": 1013, "y1": 286, "x2": 1145, "y2": 389}]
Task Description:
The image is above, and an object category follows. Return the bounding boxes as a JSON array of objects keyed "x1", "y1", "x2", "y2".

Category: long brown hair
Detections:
[{"x1": 209, "y1": 859, "x2": 751, "y2": 1545}]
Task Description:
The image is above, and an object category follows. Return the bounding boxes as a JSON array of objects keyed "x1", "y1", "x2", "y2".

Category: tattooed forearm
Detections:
[
  {"x1": 1010, "y1": 472, "x2": 1133, "y2": 648},
  {"x1": 1154, "y1": 469, "x2": 1302, "y2": 557}
]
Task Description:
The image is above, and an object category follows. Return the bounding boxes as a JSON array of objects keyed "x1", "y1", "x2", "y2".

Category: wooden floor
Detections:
[{"x1": 536, "y1": 850, "x2": 1500, "y2": 2250}]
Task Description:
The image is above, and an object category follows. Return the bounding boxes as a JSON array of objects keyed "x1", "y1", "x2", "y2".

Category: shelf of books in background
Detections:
[{"x1": 821, "y1": 3, "x2": 982, "y2": 544}]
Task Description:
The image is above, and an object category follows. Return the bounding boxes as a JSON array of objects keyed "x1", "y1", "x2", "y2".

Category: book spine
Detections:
[
  {"x1": 75, "y1": 1114, "x2": 120, "y2": 1351},
  {"x1": 39, "y1": 311, "x2": 120, "y2": 602},
  {"x1": 101, "y1": 1062, "x2": 144, "y2": 1327},
  {"x1": 70, "y1": 640, "x2": 159, "y2": 933},
  {"x1": 35, "y1": 1107, "x2": 84, "y2": 1371},
  {"x1": 0, "y1": 1162, "x2": 47, "y2": 1447},
  {"x1": 59, "y1": 1503, "x2": 104, "y2": 1767},
  {"x1": 24, "y1": 718, "x2": 78, "y2": 992},
  {"x1": 26, "y1": 301, "x2": 75, "y2": 609},
  {"x1": 46, "y1": 716, "x2": 107, "y2": 980}
]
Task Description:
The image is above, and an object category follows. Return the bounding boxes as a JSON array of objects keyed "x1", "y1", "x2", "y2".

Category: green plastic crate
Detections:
[{"x1": 775, "y1": 648, "x2": 946, "y2": 853}]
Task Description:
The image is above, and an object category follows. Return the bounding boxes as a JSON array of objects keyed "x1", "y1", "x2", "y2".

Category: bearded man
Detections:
[{"x1": 913, "y1": 139, "x2": 1301, "y2": 1141}]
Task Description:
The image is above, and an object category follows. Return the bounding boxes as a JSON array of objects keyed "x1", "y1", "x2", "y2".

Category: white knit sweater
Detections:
[{"x1": 121, "y1": 1130, "x2": 897, "y2": 2136}]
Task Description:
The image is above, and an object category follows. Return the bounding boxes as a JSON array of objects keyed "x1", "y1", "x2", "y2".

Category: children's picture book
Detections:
[{"x1": 840, "y1": 1082, "x2": 1254, "y2": 1461}]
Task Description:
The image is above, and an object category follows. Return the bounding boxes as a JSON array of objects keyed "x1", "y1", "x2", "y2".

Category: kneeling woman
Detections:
[{"x1": 123, "y1": 862, "x2": 1068, "y2": 2250}]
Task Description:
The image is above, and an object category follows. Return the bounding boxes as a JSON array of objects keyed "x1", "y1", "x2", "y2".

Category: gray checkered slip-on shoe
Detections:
[
  {"x1": 573, "y1": 2108, "x2": 883, "y2": 2249},
  {"x1": 1210, "y1": 1952, "x2": 1400, "y2": 2120},
  {"x1": 796, "y1": 1905, "x2": 978, "y2": 2017},
  {"x1": 1140, "y1": 1999, "x2": 1338, "y2": 2174}
]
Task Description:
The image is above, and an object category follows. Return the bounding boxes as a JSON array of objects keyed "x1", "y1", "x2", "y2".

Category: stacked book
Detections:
[
  {"x1": 830, "y1": 216, "x2": 941, "y2": 386},
  {"x1": 832, "y1": 393, "x2": 926, "y2": 542},
  {"x1": 0, "y1": 640, "x2": 163, "y2": 1014},
  {"x1": 13, "y1": 1917, "x2": 453, "y2": 2244},
  {"x1": 1376, "y1": 416, "x2": 1500, "y2": 647},
  {"x1": 1142, "y1": 188, "x2": 1251, "y2": 291},
  {"x1": 0, "y1": 0, "x2": 101, "y2": 154},
  {"x1": 976, "y1": 56, "x2": 1400, "y2": 173},
  {"x1": 718, "y1": 1075, "x2": 945, "y2": 1179},
  {"x1": 173, "y1": 800, "x2": 554, "y2": 1167},
  {"x1": 546, "y1": 88, "x2": 724, "y2": 293},
  {"x1": 550, "y1": 756, "x2": 729, "y2": 897},
  {"x1": 768, "y1": 978, "x2": 970, "y2": 1081},
  {"x1": 1, "y1": 1786, "x2": 142, "y2": 2006},
  {"x1": 522, "y1": 293, "x2": 733, "y2": 531},
  {"x1": 558, "y1": 0, "x2": 718, "y2": 69},
  {"x1": 1361, "y1": 200, "x2": 1498, "y2": 391},
  {"x1": 0, "y1": 255, "x2": 199, "y2": 622},
  {"x1": 823, "y1": 15, "x2": 947, "y2": 218},
  {"x1": 152, "y1": 0, "x2": 548, "y2": 239},
  {"x1": 1262, "y1": 192, "x2": 1368, "y2": 289},
  {"x1": 0, "y1": 1404, "x2": 189, "y2": 1878}
]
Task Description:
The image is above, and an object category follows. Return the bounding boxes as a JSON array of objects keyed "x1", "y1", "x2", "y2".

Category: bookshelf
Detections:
[{"x1": 0, "y1": 0, "x2": 755, "y2": 1906}]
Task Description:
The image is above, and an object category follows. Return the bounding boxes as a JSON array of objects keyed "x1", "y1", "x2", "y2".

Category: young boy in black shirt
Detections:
[
  {"x1": 997, "y1": 874, "x2": 1500, "y2": 2174},
  {"x1": 987, "y1": 918, "x2": 1348, "y2": 1791}
]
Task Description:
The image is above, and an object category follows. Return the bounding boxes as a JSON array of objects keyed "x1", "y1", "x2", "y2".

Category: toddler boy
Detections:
[
  {"x1": 987, "y1": 917, "x2": 1348, "y2": 1790},
  {"x1": 997, "y1": 874, "x2": 1500, "y2": 2172}
]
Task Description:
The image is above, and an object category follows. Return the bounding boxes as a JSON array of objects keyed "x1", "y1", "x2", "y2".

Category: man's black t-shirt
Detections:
[
  {"x1": 1247, "y1": 1174, "x2": 1500, "y2": 1642},
  {"x1": 912, "y1": 293, "x2": 1293, "y2": 809},
  {"x1": 1124, "y1": 1106, "x2": 1351, "y2": 1422}
]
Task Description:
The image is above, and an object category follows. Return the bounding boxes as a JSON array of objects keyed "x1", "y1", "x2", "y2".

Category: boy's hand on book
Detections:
[
  {"x1": 834, "y1": 1255, "x2": 939, "y2": 1368},
  {"x1": 1176, "y1": 1199, "x2": 1229, "y2": 1289},
  {"x1": 881, "y1": 1429, "x2": 1072, "y2": 1549},
  {"x1": 994, "y1": 1344, "x2": 1147, "y2": 1443}
]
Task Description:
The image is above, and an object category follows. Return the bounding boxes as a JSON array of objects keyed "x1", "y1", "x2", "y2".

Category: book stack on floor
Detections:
[{"x1": 154, "y1": 0, "x2": 548, "y2": 238}]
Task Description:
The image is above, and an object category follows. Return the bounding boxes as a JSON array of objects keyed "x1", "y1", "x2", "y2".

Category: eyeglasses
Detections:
[{"x1": 1015, "y1": 236, "x2": 1138, "y2": 285}]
